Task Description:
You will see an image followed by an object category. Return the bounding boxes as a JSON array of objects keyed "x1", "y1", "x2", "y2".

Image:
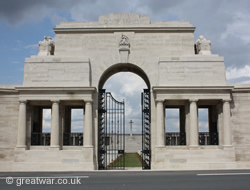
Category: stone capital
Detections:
[
  {"x1": 222, "y1": 99, "x2": 231, "y2": 103},
  {"x1": 155, "y1": 99, "x2": 164, "y2": 103},
  {"x1": 84, "y1": 100, "x2": 93, "y2": 104},
  {"x1": 189, "y1": 99, "x2": 198, "y2": 103},
  {"x1": 19, "y1": 100, "x2": 27, "y2": 104},
  {"x1": 51, "y1": 100, "x2": 60, "y2": 104}
]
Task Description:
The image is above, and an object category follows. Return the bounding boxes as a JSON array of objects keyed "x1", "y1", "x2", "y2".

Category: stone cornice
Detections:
[
  {"x1": 0, "y1": 86, "x2": 19, "y2": 94},
  {"x1": 25, "y1": 56, "x2": 90, "y2": 63},
  {"x1": 232, "y1": 85, "x2": 250, "y2": 92},
  {"x1": 152, "y1": 86, "x2": 234, "y2": 92},
  {"x1": 54, "y1": 26, "x2": 195, "y2": 34},
  {"x1": 158, "y1": 56, "x2": 224, "y2": 62},
  {"x1": 15, "y1": 87, "x2": 96, "y2": 93}
]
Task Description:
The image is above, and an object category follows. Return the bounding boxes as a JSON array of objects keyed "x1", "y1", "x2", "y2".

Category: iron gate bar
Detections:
[
  {"x1": 141, "y1": 89, "x2": 151, "y2": 170},
  {"x1": 98, "y1": 90, "x2": 125, "y2": 170},
  {"x1": 98, "y1": 89, "x2": 106, "y2": 170}
]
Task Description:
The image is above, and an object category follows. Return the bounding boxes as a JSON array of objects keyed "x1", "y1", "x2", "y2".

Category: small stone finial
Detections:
[
  {"x1": 195, "y1": 35, "x2": 211, "y2": 55},
  {"x1": 38, "y1": 36, "x2": 55, "y2": 56},
  {"x1": 119, "y1": 34, "x2": 130, "y2": 48}
]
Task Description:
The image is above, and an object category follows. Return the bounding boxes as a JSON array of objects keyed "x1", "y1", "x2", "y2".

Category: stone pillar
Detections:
[
  {"x1": 156, "y1": 100, "x2": 165, "y2": 147},
  {"x1": 189, "y1": 99, "x2": 199, "y2": 148},
  {"x1": 84, "y1": 101, "x2": 93, "y2": 147},
  {"x1": 223, "y1": 100, "x2": 232, "y2": 148},
  {"x1": 50, "y1": 101, "x2": 60, "y2": 149},
  {"x1": 16, "y1": 101, "x2": 27, "y2": 149},
  {"x1": 217, "y1": 104, "x2": 223, "y2": 147}
]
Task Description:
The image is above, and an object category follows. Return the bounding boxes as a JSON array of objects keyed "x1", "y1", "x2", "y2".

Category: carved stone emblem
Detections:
[
  {"x1": 119, "y1": 34, "x2": 130, "y2": 63},
  {"x1": 38, "y1": 36, "x2": 55, "y2": 56},
  {"x1": 195, "y1": 35, "x2": 211, "y2": 55},
  {"x1": 119, "y1": 34, "x2": 130, "y2": 48}
]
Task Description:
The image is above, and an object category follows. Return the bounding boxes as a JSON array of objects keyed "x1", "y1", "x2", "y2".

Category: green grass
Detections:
[
  {"x1": 109, "y1": 153, "x2": 142, "y2": 167},
  {"x1": 124, "y1": 153, "x2": 142, "y2": 167}
]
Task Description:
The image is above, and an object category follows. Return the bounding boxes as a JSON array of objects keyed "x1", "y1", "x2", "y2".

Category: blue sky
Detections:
[
  {"x1": 0, "y1": 0, "x2": 250, "y2": 133},
  {"x1": 0, "y1": 0, "x2": 250, "y2": 85}
]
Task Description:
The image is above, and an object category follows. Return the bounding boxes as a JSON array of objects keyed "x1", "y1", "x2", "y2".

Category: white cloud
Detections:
[
  {"x1": 71, "y1": 109, "x2": 84, "y2": 132},
  {"x1": 42, "y1": 109, "x2": 51, "y2": 132},
  {"x1": 198, "y1": 109, "x2": 208, "y2": 132},
  {"x1": 198, "y1": 121, "x2": 209, "y2": 132},
  {"x1": 103, "y1": 72, "x2": 147, "y2": 134},
  {"x1": 226, "y1": 65, "x2": 250, "y2": 80},
  {"x1": 165, "y1": 109, "x2": 180, "y2": 132},
  {"x1": 50, "y1": 13, "x2": 68, "y2": 25},
  {"x1": 221, "y1": 12, "x2": 250, "y2": 44},
  {"x1": 120, "y1": 74, "x2": 147, "y2": 96}
]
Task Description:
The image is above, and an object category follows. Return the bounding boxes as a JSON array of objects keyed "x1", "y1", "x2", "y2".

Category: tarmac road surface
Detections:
[{"x1": 0, "y1": 170, "x2": 250, "y2": 190}]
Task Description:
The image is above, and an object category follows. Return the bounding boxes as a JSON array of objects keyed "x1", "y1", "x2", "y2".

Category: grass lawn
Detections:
[
  {"x1": 109, "y1": 153, "x2": 142, "y2": 167},
  {"x1": 124, "y1": 153, "x2": 142, "y2": 167}
]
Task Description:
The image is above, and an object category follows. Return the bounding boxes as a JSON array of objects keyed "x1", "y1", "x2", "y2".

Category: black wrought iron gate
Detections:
[
  {"x1": 141, "y1": 89, "x2": 151, "y2": 169},
  {"x1": 98, "y1": 89, "x2": 125, "y2": 170}
]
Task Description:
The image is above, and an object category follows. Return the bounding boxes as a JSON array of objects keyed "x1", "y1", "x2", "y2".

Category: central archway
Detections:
[
  {"x1": 98, "y1": 63, "x2": 150, "y2": 90},
  {"x1": 98, "y1": 63, "x2": 151, "y2": 170}
]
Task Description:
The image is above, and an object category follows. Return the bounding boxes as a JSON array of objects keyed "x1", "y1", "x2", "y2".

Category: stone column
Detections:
[
  {"x1": 16, "y1": 101, "x2": 27, "y2": 149},
  {"x1": 217, "y1": 104, "x2": 223, "y2": 147},
  {"x1": 50, "y1": 101, "x2": 60, "y2": 149},
  {"x1": 156, "y1": 100, "x2": 165, "y2": 147},
  {"x1": 189, "y1": 99, "x2": 199, "y2": 148},
  {"x1": 84, "y1": 101, "x2": 93, "y2": 147},
  {"x1": 223, "y1": 100, "x2": 232, "y2": 148}
]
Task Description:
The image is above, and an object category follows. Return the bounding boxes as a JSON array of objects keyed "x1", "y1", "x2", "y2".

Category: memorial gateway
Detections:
[{"x1": 0, "y1": 13, "x2": 250, "y2": 171}]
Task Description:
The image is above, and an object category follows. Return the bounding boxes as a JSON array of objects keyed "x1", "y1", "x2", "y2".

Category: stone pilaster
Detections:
[
  {"x1": 189, "y1": 99, "x2": 199, "y2": 148},
  {"x1": 16, "y1": 101, "x2": 27, "y2": 149},
  {"x1": 223, "y1": 100, "x2": 232, "y2": 148},
  {"x1": 50, "y1": 101, "x2": 60, "y2": 149},
  {"x1": 156, "y1": 100, "x2": 165, "y2": 147},
  {"x1": 84, "y1": 101, "x2": 93, "y2": 147}
]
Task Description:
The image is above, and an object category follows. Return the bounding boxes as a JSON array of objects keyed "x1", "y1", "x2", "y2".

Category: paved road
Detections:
[{"x1": 0, "y1": 170, "x2": 250, "y2": 190}]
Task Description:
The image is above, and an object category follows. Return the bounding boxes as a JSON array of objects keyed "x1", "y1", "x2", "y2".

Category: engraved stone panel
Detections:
[
  {"x1": 98, "y1": 13, "x2": 150, "y2": 25},
  {"x1": 23, "y1": 59, "x2": 90, "y2": 86},
  {"x1": 55, "y1": 33, "x2": 195, "y2": 58},
  {"x1": 158, "y1": 58, "x2": 226, "y2": 86}
]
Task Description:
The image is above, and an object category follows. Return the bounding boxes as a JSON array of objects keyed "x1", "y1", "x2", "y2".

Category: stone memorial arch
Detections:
[{"x1": 1, "y1": 13, "x2": 250, "y2": 171}]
